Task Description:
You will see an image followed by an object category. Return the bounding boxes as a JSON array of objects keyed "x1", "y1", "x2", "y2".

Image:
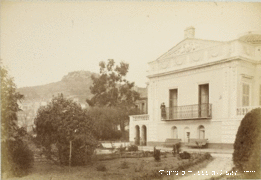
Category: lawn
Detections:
[{"x1": 6, "y1": 152, "x2": 213, "y2": 180}]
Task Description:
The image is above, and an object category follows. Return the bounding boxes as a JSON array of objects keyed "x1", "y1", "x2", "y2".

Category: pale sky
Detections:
[{"x1": 1, "y1": 1, "x2": 261, "y2": 88}]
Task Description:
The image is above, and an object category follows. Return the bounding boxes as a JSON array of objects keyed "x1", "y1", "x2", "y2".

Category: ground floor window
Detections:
[
  {"x1": 184, "y1": 127, "x2": 190, "y2": 142},
  {"x1": 171, "y1": 126, "x2": 178, "y2": 139},
  {"x1": 198, "y1": 125, "x2": 205, "y2": 139}
]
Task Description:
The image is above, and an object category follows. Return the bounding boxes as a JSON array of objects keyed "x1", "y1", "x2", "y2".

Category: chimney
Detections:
[{"x1": 184, "y1": 26, "x2": 195, "y2": 39}]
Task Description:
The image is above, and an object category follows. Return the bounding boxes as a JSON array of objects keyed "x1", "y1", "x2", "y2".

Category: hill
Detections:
[{"x1": 18, "y1": 71, "x2": 97, "y2": 103}]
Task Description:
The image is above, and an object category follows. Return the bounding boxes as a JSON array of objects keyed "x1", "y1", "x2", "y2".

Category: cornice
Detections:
[{"x1": 147, "y1": 56, "x2": 258, "y2": 79}]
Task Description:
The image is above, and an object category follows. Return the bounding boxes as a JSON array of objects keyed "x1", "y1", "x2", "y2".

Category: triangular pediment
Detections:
[{"x1": 156, "y1": 38, "x2": 224, "y2": 61}]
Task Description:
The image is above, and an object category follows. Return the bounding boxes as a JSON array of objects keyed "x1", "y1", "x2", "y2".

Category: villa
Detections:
[{"x1": 129, "y1": 27, "x2": 261, "y2": 148}]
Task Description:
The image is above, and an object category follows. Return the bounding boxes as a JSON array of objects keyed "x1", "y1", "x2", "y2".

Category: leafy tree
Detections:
[
  {"x1": 86, "y1": 59, "x2": 140, "y2": 135},
  {"x1": 88, "y1": 107, "x2": 122, "y2": 140},
  {"x1": 1, "y1": 66, "x2": 34, "y2": 177},
  {"x1": 34, "y1": 94, "x2": 97, "y2": 166}
]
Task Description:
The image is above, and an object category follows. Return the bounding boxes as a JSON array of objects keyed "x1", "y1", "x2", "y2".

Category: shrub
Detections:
[
  {"x1": 1, "y1": 139, "x2": 34, "y2": 177},
  {"x1": 96, "y1": 164, "x2": 107, "y2": 171},
  {"x1": 117, "y1": 145, "x2": 126, "y2": 153},
  {"x1": 172, "y1": 143, "x2": 181, "y2": 156},
  {"x1": 128, "y1": 145, "x2": 138, "y2": 151},
  {"x1": 153, "y1": 147, "x2": 161, "y2": 161},
  {"x1": 233, "y1": 108, "x2": 261, "y2": 178},
  {"x1": 134, "y1": 160, "x2": 144, "y2": 172},
  {"x1": 179, "y1": 151, "x2": 191, "y2": 159},
  {"x1": 35, "y1": 94, "x2": 97, "y2": 166},
  {"x1": 204, "y1": 152, "x2": 212, "y2": 160},
  {"x1": 120, "y1": 161, "x2": 129, "y2": 169}
]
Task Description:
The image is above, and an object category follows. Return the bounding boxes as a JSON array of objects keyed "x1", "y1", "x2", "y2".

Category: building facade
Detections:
[{"x1": 129, "y1": 27, "x2": 261, "y2": 148}]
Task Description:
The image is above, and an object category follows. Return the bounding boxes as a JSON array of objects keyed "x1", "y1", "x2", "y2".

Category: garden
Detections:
[{"x1": 5, "y1": 143, "x2": 213, "y2": 180}]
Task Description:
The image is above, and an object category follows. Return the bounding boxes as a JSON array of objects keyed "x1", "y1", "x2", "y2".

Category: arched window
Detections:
[
  {"x1": 184, "y1": 127, "x2": 190, "y2": 142},
  {"x1": 171, "y1": 126, "x2": 178, "y2": 138},
  {"x1": 198, "y1": 125, "x2": 205, "y2": 139}
]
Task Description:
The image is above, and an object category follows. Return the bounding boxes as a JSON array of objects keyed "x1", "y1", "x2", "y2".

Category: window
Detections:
[
  {"x1": 198, "y1": 125, "x2": 205, "y2": 139},
  {"x1": 141, "y1": 103, "x2": 145, "y2": 113},
  {"x1": 171, "y1": 126, "x2": 178, "y2": 139},
  {"x1": 169, "y1": 89, "x2": 178, "y2": 119},
  {"x1": 242, "y1": 83, "x2": 250, "y2": 107},
  {"x1": 199, "y1": 84, "x2": 209, "y2": 117}
]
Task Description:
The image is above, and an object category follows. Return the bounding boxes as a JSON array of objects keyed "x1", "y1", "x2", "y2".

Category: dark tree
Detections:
[
  {"x1": 86, "y1": 59, "x2": 140, "y2": 136},
  {"x1": 1, "y1": 66, "x2": 34, "y2": 177},
  {"x1": 233, "y1": 108, "x2": 261, "y2": 179},
  {"x1": 35, "y1": 94, "x2": 97, "y2": 166}
]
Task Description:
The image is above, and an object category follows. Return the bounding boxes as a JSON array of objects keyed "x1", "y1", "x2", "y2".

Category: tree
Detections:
[
  {"x1": 1, "y1": 66, "x2": 24, "y2": 142},
  {"x1": 34, "y1": 94, "x2": 97, "y2": 166},
  {"x1": 233, "y1": 108, "x2": 261, "y2": 179},
  {"x1": 1, "y1": 66, "x2": 34, "y2": 177},
  {"x1": 87, "y1": 107, "x2": 122, "y2": 140},
  {"x1": 86, "y1": 59, "x2": 140, "y2": 135}
]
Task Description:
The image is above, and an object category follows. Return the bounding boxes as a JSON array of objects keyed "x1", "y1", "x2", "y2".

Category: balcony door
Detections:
[
  {"x1": 199, "y1": 84, "x2": 209, "y2": 117},
  {"x1": 169, "y1": 89, "x2": 178, "y2": 119}
]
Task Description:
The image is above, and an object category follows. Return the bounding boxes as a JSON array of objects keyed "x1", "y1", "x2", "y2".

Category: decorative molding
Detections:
[
  {"x1": 154, "y1": 61, "x2": 232, "y2": 81},
  {"x1": 175, "y1": 56, "x2": 186, "y2": 65},
  {"x1": 208, "y1": 46, "x2": 222, "y2": 58},
  {"x1": 173, "y1": 42, "x2": 201, "y2": 55},
  {"x1": 190, "y1": 51, "x2": 204, "y2": 62},
  {"x1": 241, "y1": 74, "x2": 254, "y2": 79}
]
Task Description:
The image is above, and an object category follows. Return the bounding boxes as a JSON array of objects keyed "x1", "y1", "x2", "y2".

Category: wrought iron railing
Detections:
[
  {"x1": 237, "y1": 106, "x2": 261, "y2": 116},
  {"x1": 161, "y1": 103, "x2": 212, "y2": 120}
]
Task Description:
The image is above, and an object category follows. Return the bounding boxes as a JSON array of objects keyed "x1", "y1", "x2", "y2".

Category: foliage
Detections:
[
  {"x1": 87, "y1": 59, "x2": 140, "y2": 107},
  {"x1": 120, "y1": 161, "x2": 129, "y2": 169},
  {"x1": 87, "y1": 107, "x2": 123, "y2": 140},
  {"x1": 2, "y1": 140, "x2": 34, "y2": 177},
  {"x1": 34, "y1": 94, "x2": 97, "y2": 166},
  {"x1": 172, "y1": 143, "x2": 181, "y2": 156},
  {"x1": 179, "y1": 151, "x2": 191, "y2": 159},
  {"x1": 153, "y1": 147, "x2": 161, "y2": 161},
  {"x1": 1, "y1": 66, "x2": 24, "y2": 142},
  {"x1": 96, "y1": 164, "x2": 107, "y2": 171},
  {"x1": 233, "y1": 108, "x2": 261, "y2": 178},
  {"x1": 1, "y1": 66, "x2": 34, "y2": 177},
  {"x1": 86, "y1": 59, "x2": 140, "y2": 135},
  {"x1": 128, "y1": 145, "x2": 138, "y2": 151}
]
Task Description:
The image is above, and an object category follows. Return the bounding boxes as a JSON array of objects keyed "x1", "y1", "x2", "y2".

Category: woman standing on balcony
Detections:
[{"x1": 161, "y1": 102, "x2": 166, "y2": 119}]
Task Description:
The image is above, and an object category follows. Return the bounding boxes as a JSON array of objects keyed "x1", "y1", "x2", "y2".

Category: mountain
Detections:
[{"x1": 18, "y1": 71, "x2": 97, "y2": 103}]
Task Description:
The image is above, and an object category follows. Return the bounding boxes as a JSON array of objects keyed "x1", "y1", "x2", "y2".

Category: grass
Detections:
[{"x1": 5, "y1": 152, "x2": 213, "y2": 180}]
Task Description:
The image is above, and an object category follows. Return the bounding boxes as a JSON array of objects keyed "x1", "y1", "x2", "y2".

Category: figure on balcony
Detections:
[{"x1": 161, "y1": 102, "x2": 166, "y2": 119}]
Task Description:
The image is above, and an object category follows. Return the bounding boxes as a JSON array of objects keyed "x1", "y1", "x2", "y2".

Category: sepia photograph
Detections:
[{"x1": 1, "y1": 1, "x2": 261, "y2": 179}]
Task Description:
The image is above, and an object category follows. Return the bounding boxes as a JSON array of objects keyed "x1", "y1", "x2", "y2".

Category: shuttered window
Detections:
[{"x1": 242, "y1": 83, "x2": 250, "y2": 107}]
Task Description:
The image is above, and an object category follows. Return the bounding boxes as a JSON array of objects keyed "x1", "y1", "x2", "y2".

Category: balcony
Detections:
[
  {"x1": 237, "y1": 106, "x2": 261, "y2": 116},
  {"x1": 161, "y1": 103, "x2": 212, "y2": 121},
  {"x1": 132, "y1": 114, "x2": 149, "y2": 121}
]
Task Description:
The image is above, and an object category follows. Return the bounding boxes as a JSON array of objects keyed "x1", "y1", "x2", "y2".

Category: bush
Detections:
[
  {"x1": 128, "y1": 145, "x2": 138, "y2": 151},
  {"x1": 35, "y1": 94, "x2": 97, "y2": 166},
  {"x1": 204, "y1": 152, "x2": 212, "y2": 160},
  {"x1": 96, "y1": 164, "x2": 107, "y2": 171},
  {"x1": 179, "y1": 151, "x2": 191, "y2": 159},
  {"x1": 172, "y1": 143, "x2": 181, "y2": 156},
  {"x1": 153, "y1": 147, "x2": 161, "y2": 161},
  {"x1": 1, "y1": 139, "x2": 34, "y2": 177},
  {"x1": 233, "y1": 108, "x2": 261, "y2": 178},
  {"x1": 120, "y1": 161, "x2": 129, "y2": 169}
]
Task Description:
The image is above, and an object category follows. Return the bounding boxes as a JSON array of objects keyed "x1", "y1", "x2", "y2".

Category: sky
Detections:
[{"x1": 1, "y1": 1, "x2": 261, "y2": 88}]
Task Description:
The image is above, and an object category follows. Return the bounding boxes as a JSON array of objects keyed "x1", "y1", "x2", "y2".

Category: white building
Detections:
[{"x1": 129, "y1": 27, "x2": 261, "y2": 149}]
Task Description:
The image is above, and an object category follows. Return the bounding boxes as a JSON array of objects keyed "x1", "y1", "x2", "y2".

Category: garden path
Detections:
[{"x1": 179, "y1": 153, "x2": 234, "y2": 180}]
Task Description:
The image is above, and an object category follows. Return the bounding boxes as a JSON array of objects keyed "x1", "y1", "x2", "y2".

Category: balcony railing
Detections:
[
  {"x1": 161, "y1": 103, "x2": 212, "y2": 120},
  {"x1": 237, "y1": 106, "x2": 261, "y2": 116},
  {"x1": 132, "y1": 114, "x2": 149, "y2": 121}
]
